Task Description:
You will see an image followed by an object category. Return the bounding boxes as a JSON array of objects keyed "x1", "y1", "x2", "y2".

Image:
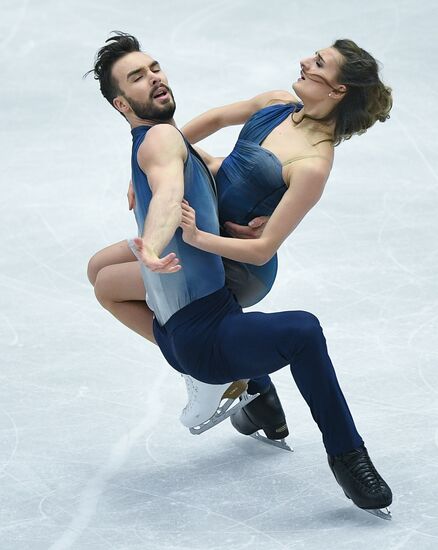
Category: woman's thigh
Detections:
[
  {"x1": 88, "y1": 240, "x2": 137, "y2": 284},
  {"x1": 95, "y1": 261, "x2": 146, "y2": 302}
]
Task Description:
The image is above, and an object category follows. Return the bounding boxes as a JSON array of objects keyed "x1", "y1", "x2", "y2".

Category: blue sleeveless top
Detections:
[
  {"x1": 131, "y1": 125, "x2": 225, "y2": 325},
  {"x1": 216, "y1": 102, "x2": 303, "y2": 307}
]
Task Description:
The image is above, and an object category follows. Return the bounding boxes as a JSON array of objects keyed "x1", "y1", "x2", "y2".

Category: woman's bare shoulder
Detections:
[
  {"x1": 248, "y1": 90, "x2": 301, "y2": 111},
  {"x1": 283, "y1": 150, "x2": 333, "y2": 189},
  {"x1": 262, "y1": 89, "x2": 301, "y2": 107}
]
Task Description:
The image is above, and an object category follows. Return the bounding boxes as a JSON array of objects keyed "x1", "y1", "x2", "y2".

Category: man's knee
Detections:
[{"x1": 296, "y1": 311, "x2": 323, "y2": 342}]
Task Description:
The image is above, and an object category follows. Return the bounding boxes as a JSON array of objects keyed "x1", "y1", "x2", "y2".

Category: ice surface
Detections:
[{"x1": 1, "y1": 0, "x2": 438, "y2": 548}]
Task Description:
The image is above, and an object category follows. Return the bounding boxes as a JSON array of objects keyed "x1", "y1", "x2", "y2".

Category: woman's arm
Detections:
[
  {"x1": 192, "y1": 145, "x2": 224, "y2": 175},
  {"x1": 127, "y1": 179, "x2": 135, "y2": 210},
  {"x1": 182, "y1": 90, "x2": 298, "y2": 144},
  {"x1": 181, "y1": 161, "x2": 328, "y2": 265}
]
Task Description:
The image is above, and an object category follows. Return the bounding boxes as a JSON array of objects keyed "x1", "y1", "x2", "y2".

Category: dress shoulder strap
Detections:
[
  {"x1": 239, "y1": 102, "x2": 301, "y2": 144},
  {"x1": 282, "y1": 154, "x2": 331, "y2": 167}
]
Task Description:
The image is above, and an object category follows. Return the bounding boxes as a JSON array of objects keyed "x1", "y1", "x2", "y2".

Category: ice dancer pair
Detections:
[{"x1": 87, "y1": 33, "x2": 393, "y2": 520}]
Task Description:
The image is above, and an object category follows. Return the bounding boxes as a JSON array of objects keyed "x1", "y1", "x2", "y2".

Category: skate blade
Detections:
[
  {"x1": 249, "y1": 431, "x2": 293, "y2": 452},
  {"x1": 344, "y1": 492, "x2": 392, "y2": 521},
  {"x1": 363, "y1": 507, "x2": 392, "y2": 521},
  {"x1": 189, "y1": 391, "x2": 259, "y2": 435}
]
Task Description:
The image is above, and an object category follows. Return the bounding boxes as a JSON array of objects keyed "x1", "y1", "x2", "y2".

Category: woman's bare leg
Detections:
[
  {"x1": 87, "y1": 240, "x2": 156, "y2": 343},
  {"x1": 88, "y1": 240, "x2": 137, "y2": 285}
]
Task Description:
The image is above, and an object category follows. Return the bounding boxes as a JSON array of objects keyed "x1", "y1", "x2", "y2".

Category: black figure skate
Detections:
[
  {"x1": 230, "y1": 382, "x2": 292, "y2": 452},
  {"x1": 328, "y1": 445, "x2": 392, "y2": 520}
]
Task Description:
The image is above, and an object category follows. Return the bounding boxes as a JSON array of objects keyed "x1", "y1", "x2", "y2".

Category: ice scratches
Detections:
[
  {"x1": 377, "y1": 0, "x2": 401, "y2": 55},
  {"x1": 109, "y1": 481, "x2": 291, "y2": 550},
  {"x1": 0, "y1": 273, "x2": 93, "y2": 313},
  {"x1": 169, "y1": 0, "x2": 236, "y2": 58},
  {"x1": 393, "y1": 111, "x2": 438, "y2": 191},
  {"x1": 0, "y1": 312, "x2": 19, "y2": 346},
  {"x1": 389, "y1": 528, "x2": 438, "y2": 550},
  {"x1": 0, "y1": 0, "x2": 29, "y2": 52},
  {"x1": 20, "y1": 245, "x2": 88, "y2": 290},
  {"x1": 47, "y1": 367, "x2": 169, "y2": 550},
  {"x1": 38, "y1": 488, "x2": 59, "y2": 520},
  {"x1": 0, "y1": 408, "x2": 19, "y2": 477},
  {"x1": 36, "y1": 210, "x2": 66, "y2": 249}
]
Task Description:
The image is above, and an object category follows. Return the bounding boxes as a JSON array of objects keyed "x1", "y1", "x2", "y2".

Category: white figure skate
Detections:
[{"x1": 180, "y1": 375, "x2": 259, "y2": 434}]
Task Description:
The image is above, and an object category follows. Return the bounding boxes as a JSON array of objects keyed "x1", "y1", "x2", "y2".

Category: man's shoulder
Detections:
[
  {"x1": 144, "y1": 123, "x2": 182, "y2": 140},
  {"x1": 138, "y1": 124, "x2": 187, "y2": 166},
  {"x1": 142, "y1": 123, "x2": 185, "y2": 150}
]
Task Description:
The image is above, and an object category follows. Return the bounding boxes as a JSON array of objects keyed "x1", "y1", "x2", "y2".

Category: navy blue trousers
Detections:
[{"x1": 153, "y1": 286, "x2": 363, "y2": 456}]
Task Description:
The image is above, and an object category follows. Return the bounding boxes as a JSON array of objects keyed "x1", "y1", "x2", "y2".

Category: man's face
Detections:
[{"x1": 112, "y1": 51, "x2": 176, "y2": 121}]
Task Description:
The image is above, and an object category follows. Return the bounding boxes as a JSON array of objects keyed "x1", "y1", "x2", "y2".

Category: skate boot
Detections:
[
  {"x1": 180, "y1": 375, "x2": 258, "y2": 434},
  {"x1": 328, "y1": 445, "x2": 392, "y2": 520},
  {"x1": 230, "y1": 382, "x2": 292, "y2": 451}
]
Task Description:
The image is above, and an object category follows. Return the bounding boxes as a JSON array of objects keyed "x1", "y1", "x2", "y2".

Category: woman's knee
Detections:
[
  {"x1": 87, "y1": 253, "x2": 103, "y2": 286},
  {"x1": 93, "y1": 266, "x2": 115, "y2": 307},
  {"x1": 87, "y1": 240, "x2": 135, "y2": 287}
]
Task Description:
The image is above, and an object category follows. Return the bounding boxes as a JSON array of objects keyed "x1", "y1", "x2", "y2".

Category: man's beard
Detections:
[{"x1": 126, "y1": 86, "x2": 176, "y2": 121}]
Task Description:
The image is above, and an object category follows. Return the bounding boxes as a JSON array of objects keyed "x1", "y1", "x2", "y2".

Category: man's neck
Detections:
[{"x1": 130, "y1": 115, "x2": 176, "y2": 129}]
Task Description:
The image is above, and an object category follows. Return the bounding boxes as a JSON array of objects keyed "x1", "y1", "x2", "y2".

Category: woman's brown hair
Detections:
[{"x1": 329, "y1": 39, "x2": 393, "y2": 145}]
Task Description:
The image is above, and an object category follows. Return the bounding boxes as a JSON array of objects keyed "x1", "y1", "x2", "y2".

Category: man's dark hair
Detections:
[{"x1": 85, "y1": 31, "x2": 141, "y2": 110}]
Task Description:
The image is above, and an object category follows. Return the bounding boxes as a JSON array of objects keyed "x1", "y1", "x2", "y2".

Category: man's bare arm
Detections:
[{"x1": 133, "y1": 124, "x2": 187, "y2": 273}]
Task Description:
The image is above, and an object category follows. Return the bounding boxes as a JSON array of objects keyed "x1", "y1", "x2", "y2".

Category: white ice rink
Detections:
[{"x1": 1, "y1": 0, "x2": 438, "y2": 548}]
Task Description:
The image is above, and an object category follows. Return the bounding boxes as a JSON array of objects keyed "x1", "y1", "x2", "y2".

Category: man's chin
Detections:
[
  {"x1": 135, "y1": 106, "x2": 175, "y2": 122},
  {"x1": 155, "y1": 104, "x2": 176, "y2": 121}
]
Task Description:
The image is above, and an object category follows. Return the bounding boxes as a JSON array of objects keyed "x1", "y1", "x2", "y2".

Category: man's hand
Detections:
[
  {"x1": 132, "y1": 237, "x2": 181, "y2": 273},
  {"x1": 127, "y1": 179, "x2": 136, "y2": 210},
  {"x1": 180, "y1": 199, "x2": 200, "y2": 246},
  {"x1": 223, "y1": 216, "x2": 269, "y2": 239}
]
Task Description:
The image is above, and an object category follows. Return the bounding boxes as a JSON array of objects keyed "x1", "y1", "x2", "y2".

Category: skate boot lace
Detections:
[
  {"x1": 181, "y1": 375, "x2": 198, "y2": 414},
  {"x1": 344, "y1": 449, "x2": 385, "y2": 493}
]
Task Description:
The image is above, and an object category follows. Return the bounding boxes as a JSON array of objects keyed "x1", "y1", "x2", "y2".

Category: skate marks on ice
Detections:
[
  {"x1": 0, "y1": 407, "x2": 19, "y2": 477},
  {"x1": 0, "y1": 0, "x2": 29, "y2": 50},
  {"x1": 47, "y1": 367, "x2": 169, "y2": 550}
]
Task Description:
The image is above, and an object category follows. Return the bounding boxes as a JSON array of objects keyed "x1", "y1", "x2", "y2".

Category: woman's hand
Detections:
[
  {"x1": 223, "y1": 216, "x2": 269, "y2": 239},
  {"x1": 127, "y1": 179, "x2": 136, "y2": 211},
  {"x1": 132, "y1": 237, "x2": 181, "y2": 273},
  {"x1": 180, "y1": 199, "x2": 200, "y2": 245}
]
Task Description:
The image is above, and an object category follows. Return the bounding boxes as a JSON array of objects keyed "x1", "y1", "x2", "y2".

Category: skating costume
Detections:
[
  {"x1": 216, "y1": 101, "x2": 328, "y2": 394},
  {"x1": 130, "y1": 125, "x2": 225, "y2": 326},
  {"x1": 129, "y1": 124, "x2": 364, "y2": 457},
  {"x1": 218, "y1": 102, "x2": 304, "y2": 308}
]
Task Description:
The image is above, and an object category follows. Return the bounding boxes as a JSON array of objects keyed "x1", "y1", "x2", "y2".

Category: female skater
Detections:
[{"x1": 88, "y1": 38, "x2": 392, "y2": 441}]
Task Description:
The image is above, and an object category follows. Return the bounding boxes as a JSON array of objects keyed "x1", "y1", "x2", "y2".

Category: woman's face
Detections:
[{"x1": 293, "y1": 46, "x2": 346, "y2": 102}]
